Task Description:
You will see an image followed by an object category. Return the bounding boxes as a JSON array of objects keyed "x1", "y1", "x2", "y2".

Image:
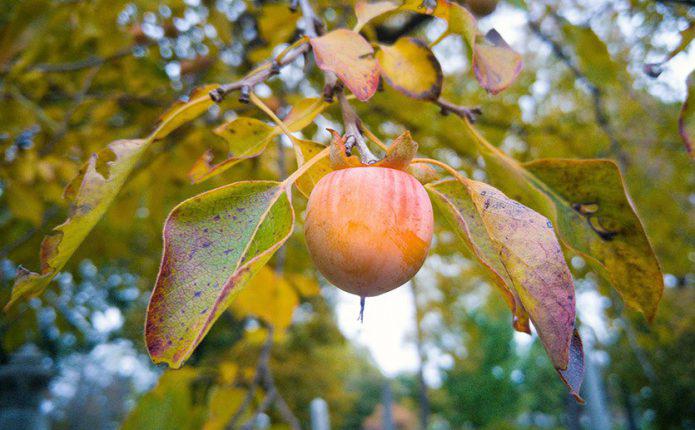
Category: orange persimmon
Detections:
[{"x1": 304, "y1": 166, "x2": 433, "y2": 297}]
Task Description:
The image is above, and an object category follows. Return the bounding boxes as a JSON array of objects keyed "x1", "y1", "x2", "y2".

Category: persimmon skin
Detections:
[
  {"x1": 304, "y1": 167, "x2": 434, "y2": 297},
  {"x1": 464, "y1": 0, "x2": 498, "y2": 16}
]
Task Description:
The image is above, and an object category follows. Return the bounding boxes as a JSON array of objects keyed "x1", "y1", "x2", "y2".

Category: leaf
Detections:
[
  {"x1": 189, "y1": 98, "x2": 329, "y2": 183},
  {"x1": 5, "y1": 85, "x2": 220, "y2": 311},
  {"x1": 407, "y1": 162, "x2": 440, "y2": 184},
  {"x1": 310, "y1": 29, "x2": 380, "y2": 102},
  {"x1": 354, "y1": 0, "x2": 399, "y2": 32},
  {"x1": 445, "y1": 1, "x2": 478, "y2": 47},
  {"x1": 373, "y1": 130, "x2": 418, "y2": 170},
  {"x1": 678, "y1": 70, "x2": 695, "y2": 158},
  {"x1": 151, "y1": 84, "x2": 219, "y2": 141},
  {"x1": 426, "y1": 179, "x2": 529, "y2": 334},
  {"x1": 231, "y1": 266, "x2": 299, "y2": 332},
  {"x1": 523, "y1": 159, "x2": 664, "y2": 321},
  {"x1": 473, "y1": 30, "x2": 523, "y2": 95},
  {"x1": 6, "y1": 139, "x2": 148, "y2": 310},
  {"x1": 463, "y1": 179, "x2": 576, "y2": 370},
  {"x1": 189, "y1": 118, "x2": 275, "y2": 183},
  {"x1": 292, "y1": 139, "x2": 332, "y2": 198},
  {"x1": 558, "y1": 330, "x2": 585, "y2": 403},
  {"x1": 376, "y1": 37, "x2": 443, "y2": 100},
  {"x1": 122, "y1": 369, "x2": 201, "y2": 430},
  {"x1": 145, "y1": 181, "x2": 295, "y2": 368},
  {"x1": 474, "y1": 132, "x2": 664, "y2": 321},
  {"x1": 203, "y1": 386, "x2": 247, "y2": 430}
]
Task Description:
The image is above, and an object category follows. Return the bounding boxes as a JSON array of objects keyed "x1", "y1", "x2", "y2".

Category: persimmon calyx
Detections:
[{"x1": 327, "y1": 128, "x2": 418, "y2": 171}]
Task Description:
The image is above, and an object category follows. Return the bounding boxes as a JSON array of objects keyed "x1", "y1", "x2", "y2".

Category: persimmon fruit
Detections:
[
  {"x1": 304, "y1": 167, "x2": 434, "y2": 297},
  {"x1": 464, "y1": 0, "x2": 498, "y2": 16}
]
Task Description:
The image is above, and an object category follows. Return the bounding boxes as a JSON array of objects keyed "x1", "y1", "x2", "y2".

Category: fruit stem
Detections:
[
  {"x1": 338, "y1": 92, "x2": 379, "y2": 164},
  {"x1": 359, "y1": 296, "x2": 366, "y2": 323},
  {"x1": 412, "y1": 157, "x2": 471, "y2": 185}
]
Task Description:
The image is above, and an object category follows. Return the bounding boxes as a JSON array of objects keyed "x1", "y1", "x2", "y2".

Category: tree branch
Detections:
[
  {"x1": 527, "y1": 17, "x2": 628, "y2": 168},
  {"x1": 435, "y1": 98, "x2": 482, "y2": 123}
]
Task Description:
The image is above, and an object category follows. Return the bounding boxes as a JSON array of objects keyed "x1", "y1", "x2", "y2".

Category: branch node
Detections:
[{"x1": 239, "y1": 86, "x2": 251, "y2": 104}]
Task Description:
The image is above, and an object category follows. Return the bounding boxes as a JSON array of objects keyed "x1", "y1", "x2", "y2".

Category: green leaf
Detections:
[
  {"x1": 475, "y1": 137, "x2": 664, "y2": 321},
  {"x1": 679, "y1": 70, "x2": 695, "y2": 158},
  {"x1": 5, "y1": 85, "x2": 219, "y2": 311},
  {"x1": 122, "y1": 369, "x2": 202, "y2": 430},
  {"x1": 145, "y1": 181, "x2": 294, "y2": 368}
]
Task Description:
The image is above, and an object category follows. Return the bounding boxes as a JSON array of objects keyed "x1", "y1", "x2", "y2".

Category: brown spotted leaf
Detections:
[
  {"x1": 475, "y1": 136, "x2": 664, "y2": 321},
  {"x1": 145, "y1": 181, "x2": 294, "y2": 368},
  {"x1": 426, "y1": 179, "x2": 530, "y2": 333},
  {"x1": 310, "y1": 29, "x2": 379, "y2": 102},
  {"x1": 523, "y1": 159, "x2": 664, "y2": 320},
  {"x1": 473, "y1": 30, "x2": 523, "y2": 95},
  {"x1": 5, "y1": 85, "x2": 220, "y2": 311},
  {"x1": 377, "y1": 37, "x2": 443, "y2": 100},
  {"x1": 679, "y1": 70, "x2": 695, "y2": 158},
  {"x1": 465, "y1": 180, "x2": 576, "y2": 370}
]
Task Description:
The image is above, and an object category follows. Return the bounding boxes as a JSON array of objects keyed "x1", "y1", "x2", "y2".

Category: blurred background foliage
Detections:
[{"x1": 0, "y1": 0, "x2": 693, "y2": 428}]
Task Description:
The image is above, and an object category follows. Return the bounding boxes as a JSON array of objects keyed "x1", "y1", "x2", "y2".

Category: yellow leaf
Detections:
[
  {"x1": 354, "y1": 0, "x2": 399, "y2": 32},
  {"x1": 232, "y1": 266, "x2": 300, "y2": 332},
  {"x1": 377, "y1": 37, "x2": 443, "y2": 100}
]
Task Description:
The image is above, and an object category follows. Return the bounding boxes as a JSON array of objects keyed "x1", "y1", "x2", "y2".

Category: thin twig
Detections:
[
  {"x1": 527, "y1": 17, "x2": 628, "y2": 168},
  {"x1": 226, "y1": 326, "x2": 275, "y2": 430},
  {"x1": 435, "y1": 98, "x2": 482, "y2": 123},
  {"x1": 337, "y1": 91, "x2": 379, "y2": 164},
  {"x1": 30, "y1": 42, "x2": 155, "y2": 73},
  {"x1": 41, "y1": 65, "x2": 101, "y2": 156}
]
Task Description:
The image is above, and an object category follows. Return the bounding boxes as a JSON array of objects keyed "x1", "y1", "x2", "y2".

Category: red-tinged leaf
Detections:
[
  {"x1": 426, "y1": 179, "x2": 530, "y2": 333},
  {"x1": 473, "y1": 30, "x2": 523, "y2": 94},
  {"x1": 377, "y1": 37, "x2": 443, "y2": 100},
  {"x1": 310, "y1": 29, "x2": 379, "y2": 102},
  {"x1": 5, "y1": 85, "x2": 220, "y2": 311},
  {"x1": 678, "y1": 70, "x2": 695, "y2": 158},
  {"x1": 145, "y1": 181, "x2": 294, "y2": 368},
  {"x1": 354, "y1": 0, "x2": 399, "y2": 32},
  {"x1": 557, "y1": 330, "x2": 585, "y2": 403},
  {"x1": 465, "y1": 180, "x2": 575, "y2": 370}
]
